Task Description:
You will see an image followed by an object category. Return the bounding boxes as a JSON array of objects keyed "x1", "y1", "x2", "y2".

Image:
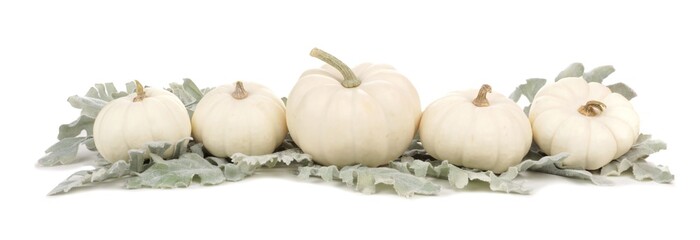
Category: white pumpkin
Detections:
[
  {"x1": 419, "y1": 84, "x2": 532, "y2": 173},
  {"x1": 191, "y1": 81, "x2": 287, "y2": 157},
  {"x1": 286, "y1": 48, "x2": 422, "y2": 167},
  {"x1": 93, "y1": 81, "x2": 191, "y2": 163},
  {"x1": 529, "y1": 77, "x2": 640, "y2": 170}
]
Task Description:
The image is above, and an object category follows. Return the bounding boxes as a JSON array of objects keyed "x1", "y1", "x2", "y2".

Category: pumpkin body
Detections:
[
  {"x1": 287, "y1": 63, "x2": 421, "y2": 167},
  {"x1": 419, "y1": 86, "x2": 532, "y2": 173},
  {"x1": 529, "y1": 77, "x2": 640, "y2": 170},
  {"x1": 192, "y1": 82, "x2": 287, "y2": 157},
  {"x1": 93, "y1": 87, "x2": 191, "y2": 163}
]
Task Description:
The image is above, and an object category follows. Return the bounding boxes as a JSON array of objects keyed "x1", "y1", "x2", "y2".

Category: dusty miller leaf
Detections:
[
  {"x1": 555, "y1": 63, "x2": 584, "y2": 81},
  {"x1": 527, "y1": 154, "x2": 613, "y2": 185},
  {"x1": 230, "y1": 149, "x2": 312, "y2": 166},
  {"x1": 127, "y1": 153, "x2": 225, "y2": 189},
  {"x1": 600, "y1": 134, "x2": 673, "y2": 183},
  {"x1": 128, "y1": 149, "x2": 149, "y2": 173},
  {"x1": 190, "y1": 143, "x2": 205, "y2": 157},
  {"x1": 225, "y1": 149, "x2": 312, "y2": 181},
  {"x1": 344, "y1": 165, "x2": 440, "y2": 197},
  {"x1": 607, "y1": 82, "x2": 637, "y2": 100},
  {"x1": 86, "y1": 83, "x2": 122, "y2": 101},
  {"x1": 509, "y1": 78, "x2": 547, "y2": 104},
  {"x1": 583, "y1": 65, "x2": 615, "y2": 83},
  {"x1": 391, "y1": 153, "x2": 571, "y2": 194},
  {"x1": 40, "y1": 82, "x2": 133, "y2": 166},
  {"x1": 57, "y1": 115, "x2": 94, "y2": 139},
  {"x1": 67, "y1": 95, "x2": 107, "y2": 119},
  {"x1": 48, "y1": 160, "x2": 131, "y2": 195},
  {"x1": 298, "y1": 165, "x2": 339, "y2": 182},
  {"x1": 38, "y1": 137, "x2": 91, "y2": 167},
  {"x1": 169, "y1": 78, "x2": 205, "y2": 115},
  {"x1": 521, "y1": 144, "x2": 612, "y2": 185},
  {"x1": 300, "y1": 163, "x2": 440, "y2": 197},
  {"x1": 206, "y1": 157, "x2": 228, "y2": 167}
]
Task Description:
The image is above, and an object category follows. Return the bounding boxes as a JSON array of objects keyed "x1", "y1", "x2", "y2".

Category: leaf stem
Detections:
[
  {"x1": 232, "y1": 81, "x2": 248, "y2": 99},
  {"x1": 578, "y1": 100, "x2": 606, "y2": 117},
  {"x1": 310, "y1": 48, "x2": 361, "y2": 88},
  {"x1": 133, "y1": 80, "x2": 146, "y2": 102},
  {"x1": 472, "y1": 84, "x2": 492, "y2": 107}
]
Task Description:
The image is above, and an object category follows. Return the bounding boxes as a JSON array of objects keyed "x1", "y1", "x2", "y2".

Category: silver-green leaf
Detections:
[
  {"x1": 48, "y1": 160, "x2": 131, "y2": 195},
  {"x1": 230, "y1": 149, "x2": 312, "y2": 166},
  {"x1": 57, "y1": 115, "x2": 94, "y2": 139},
  {"x1": 607, "y1": 82, "x2": 637, "y2": 100},
  {"x1": 126, "y1": 153, "x2": 226, "y2": 189},
  {"x1": 509, "y1": 78, "x2": 547, "y2": 103},
  {"x1": 346, "y1": 165, "x2": 441, "y2": 197},
  {"x1": 600, "y1": 134, "x2": 673, "y2": 183},
  {"x1": 224, "y1": 149, "x2": 312, "y2": 181},
  {"x1": 66, "y1": 95, "x2": 107, "y2": 118},
  {"x1": 40, "y1": 82, "x2": 133, "y2": 166},
  {"x1": 582, "y1": 65, "x2": 615, "y2": 83},
  {"x1": 38, "y1": 137, "x2": 91, "y2": 167},
  {"x1": 555, "y1": 63, "x2": 584, "y2": 81},
  {"x1": 169, "y1": 78, "x2": 205, "y2": 115},
  {"x1": 300, "y1": 164, "x2": 440, "y2": 197},
  {"x1": 391, "y1": 153, "x2": 571, "y2": 194}
]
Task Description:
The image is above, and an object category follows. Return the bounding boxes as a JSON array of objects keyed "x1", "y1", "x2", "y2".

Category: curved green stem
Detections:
[
  {"x1": 232, "y1": 81, "x2": 248, "y2": 100},
  {"x1": 133, "y1": 80, "x2": 146, "y2": 102},
  {"x1": 310, "y1": 48, "x2": 361, "y2": 88},
  {"x1": 472, "y1": 84, "x2": 492, "y2": 107}
]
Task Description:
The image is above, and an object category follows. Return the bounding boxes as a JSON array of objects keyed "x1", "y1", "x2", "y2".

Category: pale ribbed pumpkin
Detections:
[
  {"x1": 191, "y1": 81, "x2": 287, "y2": 157},
  {"x1": 419, "y1": 84, "x2": 532, "y2": 173},
  {"x1": 529, "y1": 77, "x2": 640, "y2": 170},
  {"x1": 93, "y1": 81, "x2": 191, "y2": 163},
  {"x1": 286, "y1": 48, "x2": 421, "y2": 167}
]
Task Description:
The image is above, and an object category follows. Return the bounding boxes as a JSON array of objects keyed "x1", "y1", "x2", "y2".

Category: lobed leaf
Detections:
[
  {"x1": 48, "y1": 160, "x2": 131, "y2": 195},
  {"x1": 300, "y1": 164, "x2": 440, "y2": 197},
  {"x1": 607, "y1": 82, "x2": 637, "y2": 100},
  {"x1": 127, "y1": 153, "x2": 225, "y2": 189},
  {"x1": 38, "y1": 137, "x2": 91, "y2": 167},
  {"x1": 39, "y1": 82, "x2": 133, "y2": 166},
  {"x1": 169, "y1": 78, "x2": 205, "y2": 115},
  {"x1": 224, "y1": 149, "x2": 312, "y2": 181},
  {"x1": 582, "y1": 65, "x2": 615, "y2": 83},
  {"x1": 555, "y1": 63, "x2": 584, "y2": 81},
  {"x1": 57, "y1": 115, "x2": 95, "y2": 139},
  {"x1": 509, "y1": 78, "x2": 547, "y2": 103},
  {"x1": 600, "y1": 134, "x2": 673, "y2": 183}
]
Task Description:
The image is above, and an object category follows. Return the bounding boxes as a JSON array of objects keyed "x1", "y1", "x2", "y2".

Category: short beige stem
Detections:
[
  {"x1": 309, "y1": 48, "x2": 361, "y2": 88},
  {"x1": 133, "y1": 80, "x2": 146, "y2": 102},
  {"x1": 578, "y1": 100, "x2": 606, "y2": 117},
  {"x1": 472, "y1": 84, "x2": 492, "y2": 107},
  {"x1": 232, "y1": 81, "x2": 248, "y2": 100}
]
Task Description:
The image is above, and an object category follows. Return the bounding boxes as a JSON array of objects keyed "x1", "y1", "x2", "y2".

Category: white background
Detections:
[{"x1": 1, "y1": 0, "x2": 697, "y2": 239}]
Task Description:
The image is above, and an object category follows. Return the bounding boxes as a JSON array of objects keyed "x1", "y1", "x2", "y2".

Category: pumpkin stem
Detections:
[
  {"x1": 133, "y1": 80, "x2": 146, "y2": 102},
  {"x1": 578, "y1": 100, "x2": 607, "y2": 117},
  {"x1": 472, "y1": 84, "x2": 492, "y2": 107},
  {"x1": 232, "y1": 81, "x2": 249, "y2": 100},
  {"x1": 310, "y1": 48, "x2": 361, "y2": 88}
]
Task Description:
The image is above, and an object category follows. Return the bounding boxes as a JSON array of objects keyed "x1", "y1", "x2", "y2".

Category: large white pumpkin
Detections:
[
  {"x1": 191, "y1": 81, "x2": 287, "y2": 157},
  {"x1": 529, "y1": 77, "x2": 640, "y2": 170},
  {"x1": 93, "y1": 81, "x2": 191, "y2": 163},
  {"x1": 286, "y1": 48, "x2": 422, "y2": 167},
  {"x1": 419, "y1": 84, "x2": 532, "y2": 173}
]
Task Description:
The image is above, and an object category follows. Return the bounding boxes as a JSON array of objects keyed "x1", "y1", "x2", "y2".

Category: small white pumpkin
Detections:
[
  {"x1": 286, "y1": 48, "x2": 422, "y2": 167},
  {"x1": 529, "y1": 77, "x2": 640, "y2": 170},
  {"x1": 93, "y1": 81, "x2": 191, "y2": 163},
  {"x1": 191, "y1": 81, "x2": 287, "y2": 157},
  {"x1": 419, "y1": 84, "x2": 532, "y2": 173}
]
